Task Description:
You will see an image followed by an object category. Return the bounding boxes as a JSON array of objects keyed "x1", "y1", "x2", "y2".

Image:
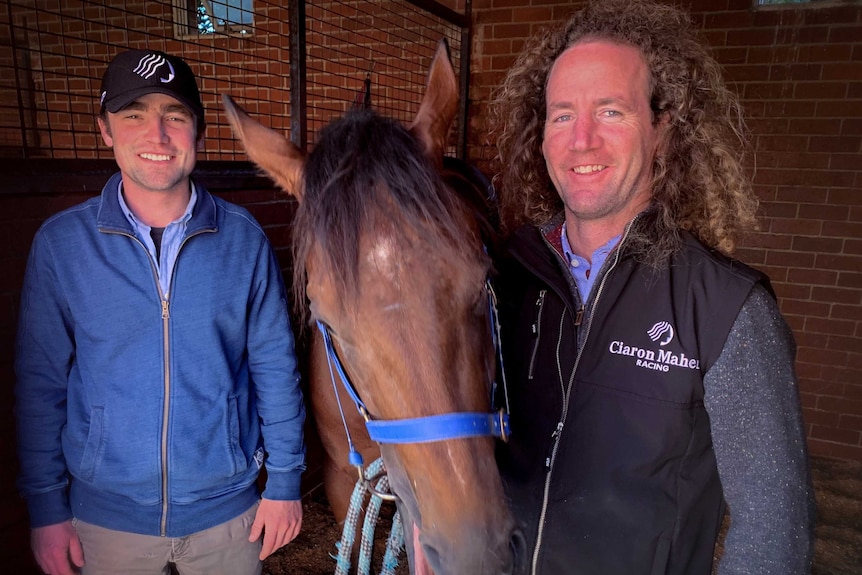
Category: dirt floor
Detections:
[{"x1": 263, "y1": 456, "x2": 862, "y2": 575}]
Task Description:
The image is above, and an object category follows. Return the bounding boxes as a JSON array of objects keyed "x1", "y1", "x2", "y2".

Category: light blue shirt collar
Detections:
[
  {"x1": 118, "y1": 181, "x2": 197, "y2": 297},
  {"x1": 561, "y1": 224, "x2": 620, "y2": 302}
]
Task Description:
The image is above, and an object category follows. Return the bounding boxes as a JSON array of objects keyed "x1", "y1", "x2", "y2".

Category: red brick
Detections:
[
  {"x1": 815, "y1": 253, "x2": 862, "y2": 273},
  {"x1": 810, "y1": 424, "x2": 861, "y2": 445},
  {"x1": 829, "y1": 26, "x2": 862, "y2": 44},
  {"x1": 840, "y1": 414, "x2": 862, "y2": 432},
  {"x1": 829, "y1": 188, "x2": 862, "y2": 206},
  {"x1": 808, "y1": 439, "x2": 862, "y2": 462},
  {"x1": 776, "y1": 186, "x2": 829, "y2": 204},
  {"x1": 792, "y1": 236, "x2": 845, "y2": 254},
  {"x1": 836, "y1": 271, "x2": 862, "y2": 289},
  {"x1": 844, "y1": 239, "x2": 862, "y2": 255},
  {"x1": 735, "y1": 247, "x2": 766, "y2": 264},
  {"x1": 744, "y1": 82, "x2": 794, "y2": 100},
  {"x1": 796, "y1": 360, "x2": 824, "y2": 379},
  {"x1": 817, "y1": 395, "x2": 862, "y2": 417},
  {"x1": 809, "y1": 136, "x2": 862, "y2": 153},
  {"x1": 805, "y1": 317, "x2": 856, "y2": 337},
  {"x1": 758, "y1": 151, "x2": 831, "y2": 169},
  {"x1": 756, "y1": 265, "x2": 788, "y2": 283},
  {"x1": 841, "y1": 119, "x2": 862, "y2": 135},
  {"x1": 748, "y1": 117, "x2": 791, "y2": 136},
  {"x1": 765, "y1": 250, "x2": 815, "y2": 268},
  {"x1": 786, "y1": 269, "x2": 838, "y2": 287},
  {"x1": 788, "y1": 118, "x2": 842, "y2": 136},
  {"x1": 798, "y1": 347, "x2": 849, "y2": 367},
  {"x1": 798, "y1": 204, "x2": 851, "y2": 221},
  {"x1": 799, "y1": 389, "x2": 819, "y2": 410},
  {"x1": 784, "y1": 313, "x2": 806, "y2": 333},
  {"x1": 795, "y1": 327, "x2": 830, "y2": 346},
  {"x1": 745, "y1": 231, "x2": 793, "y2": 249},
  {"x1": 776, "y1": 26, "x2": 829, "y2": 45},
  {"x1": 811, "y1": 286, "x2": 862, "y2": 305},
  {"x1": 823, "y1": 62, "x2": 862, "y2": 81},
  {"x1": 816, "y1": 100, "x2": 862, "y2": 117},
  {"x1": 704, "y1": 11, "x2": 753, "y2": 29},
  {"x1": 804, "y1": 407, "x2": 841, "y2": 427},
  {"x1": 796, "y1": 43, "x2": 854, "y2": 63},
  {"x1": 712, "y1": 46, "x2": 748, "y2": 65},
  {"x1": 760, "y1": 201, "x2": 800, "y2": 218},
  {"x1": 832, "y1": 303, "x2": 862, "y2": 322},
  {"x1": 799, "y1": 379, "x2": 845, "y2": 397},
  {"x1": 769, "y1": 217, "x2": 821, "y2": 235},
  {"x1": 824, "y1": 335, "x2": 862, "y2": 355},
  {"x1": 774, "y1": 282, "x2": 813, "y2": 301},
  {"x1": 747, "y1": 45, "x2": 795, "y2": 65},
  {"x1": 830, "y1": 154, "x2": 862, "y2": 170}
]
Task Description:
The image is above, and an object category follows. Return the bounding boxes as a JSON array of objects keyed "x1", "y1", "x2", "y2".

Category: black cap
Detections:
[{"x1": 99, "y1": 50, "x2": 204, "y2": 123}]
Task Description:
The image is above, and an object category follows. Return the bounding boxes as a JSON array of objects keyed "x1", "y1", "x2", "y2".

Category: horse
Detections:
[{"x1": 222, "y1": 40, "x2": 523, "y2": 575}]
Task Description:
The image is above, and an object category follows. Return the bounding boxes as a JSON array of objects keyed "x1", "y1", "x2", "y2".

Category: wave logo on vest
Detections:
[
  {"x1": 133, "y1": 53, "x2": 175, "y2": 84},
  {"x1": 608, "y1": 320, "x2": 700, "y2": 373},
  {"x1": 647, "y1": 321, "x2": 674, "y2": 346}
]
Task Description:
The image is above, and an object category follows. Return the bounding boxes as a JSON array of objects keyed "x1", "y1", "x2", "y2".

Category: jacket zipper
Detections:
[
  {"x1": 159, "y1": 298, "x2": 171, "y2": 536},
  {"x1": 157, "y1": 230, "x2": 212, "y2": 536},
  {"x1": 527, "y1": 290, "x2": 547, "y2": 380},
  {"x1": 104, "y1": 228, "x2": 212, "y2": 537},
  {"x1": 529, "y1": 225, "x2": 633, "y2": 575}
]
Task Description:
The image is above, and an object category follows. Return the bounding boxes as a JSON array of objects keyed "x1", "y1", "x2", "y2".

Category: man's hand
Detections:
[
  {"x1": 249, "y1": 498, "x2": 303, "y2": 560},
  {"x1": 31, "y1": 521, "x2": 85, "y2": 575}
]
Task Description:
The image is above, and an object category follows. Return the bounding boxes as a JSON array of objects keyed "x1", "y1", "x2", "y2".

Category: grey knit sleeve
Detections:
[{"x1": 704, "y1": 284, "x2": 816, "y2": 575}]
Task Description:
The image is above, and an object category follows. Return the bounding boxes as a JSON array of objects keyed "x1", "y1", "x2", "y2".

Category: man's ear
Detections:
[{"x1": 97, "y1": 116, "x2": 113, "y2": 148}]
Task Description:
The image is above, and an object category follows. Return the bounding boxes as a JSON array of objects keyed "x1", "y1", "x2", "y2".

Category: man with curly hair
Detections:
[{"x1": 491, "y1": 1, "x2": 815, "y2": 574}]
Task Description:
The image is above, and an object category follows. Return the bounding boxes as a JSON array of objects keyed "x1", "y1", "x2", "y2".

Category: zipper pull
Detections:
[
  {"x1": 551, "y1": 421, "x2": 563, "y2": 439},
  {"x1": 532, "y1": 289, "x2": 547, "y2": 335},
  {"x1": 546, "y1": 422, "x2": 564, "y2": 469},
  {"x1": 574, "y1": 305, "x2": 585, "y2": 326},
  {"x1": 162, "y1": 300, "x2": 170, "y2": 320}
]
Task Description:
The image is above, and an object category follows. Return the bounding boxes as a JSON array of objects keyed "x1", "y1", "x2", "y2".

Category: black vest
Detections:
[{"x1": 497, "y1": 225, "x2": 768, "y2": 575}]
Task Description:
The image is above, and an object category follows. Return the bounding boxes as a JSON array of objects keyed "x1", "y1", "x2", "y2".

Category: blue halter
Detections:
[{"x1": 316, "y1": 280, "x2": 511, "y2": 470}]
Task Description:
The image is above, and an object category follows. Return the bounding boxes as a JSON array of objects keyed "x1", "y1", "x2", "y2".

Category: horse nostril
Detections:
[{"x1": 509, "y1": 527, "x2": 528, "y2": 575}]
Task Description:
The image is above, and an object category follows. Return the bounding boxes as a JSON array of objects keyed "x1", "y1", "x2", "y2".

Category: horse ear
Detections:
[
  {"x1": 408, "y1": 39, "x2": 458, "y2": 162},
  {"x1": 221, "y1": 94, "x2": 306, "y2": 201}
]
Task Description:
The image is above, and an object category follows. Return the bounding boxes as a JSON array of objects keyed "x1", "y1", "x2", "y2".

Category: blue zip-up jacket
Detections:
[{"x1": 15, "y1": 172, "x2": 306, "y2": 537}]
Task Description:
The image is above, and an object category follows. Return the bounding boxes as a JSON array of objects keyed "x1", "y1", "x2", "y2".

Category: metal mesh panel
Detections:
[
  {"x1": 304, "y1": 0, "x2": 462, "y2": 151},
  {"x1": 0, "y1": 0, "x2": 464, "y2": 161}
]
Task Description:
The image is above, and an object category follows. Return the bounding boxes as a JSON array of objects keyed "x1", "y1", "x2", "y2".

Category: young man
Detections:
[
  {"x1": 15, "y1": 50, "x2": 305, "y2": 575},
  {"x1": 492, "y1": 1, "x2": 815, "y2": 574}
]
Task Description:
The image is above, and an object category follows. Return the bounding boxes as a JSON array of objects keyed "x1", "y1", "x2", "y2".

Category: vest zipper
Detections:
[
  {"x1": 529, "y1": 223, "x2": 634, "y2": 575},
  {"x1": 527, "y1": 289, "x2": 547, "y2": 380}
]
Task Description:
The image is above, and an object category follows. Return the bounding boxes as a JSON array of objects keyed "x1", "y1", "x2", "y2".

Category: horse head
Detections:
[{"x1": 223, "y1": 40, "x2": 524, "y2": 575}]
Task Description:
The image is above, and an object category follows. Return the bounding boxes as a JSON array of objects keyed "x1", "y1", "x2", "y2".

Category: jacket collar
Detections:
[{"x1": 96, "y1": 171, "x2": 218, "y2": 236}]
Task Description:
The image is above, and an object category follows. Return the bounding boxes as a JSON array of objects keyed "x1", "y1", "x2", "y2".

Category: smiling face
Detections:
[
  {"x1": 542, "y1": 40, "x2": 665, "y2": 243},
  {"x1": 98, "y1": 92, "x2": 201, "y2": 198}
]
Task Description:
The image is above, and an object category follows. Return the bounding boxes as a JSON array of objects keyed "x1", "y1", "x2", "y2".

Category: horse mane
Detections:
[{"x1": 291, "y1": 109, "x2": 493, "y2": 321}]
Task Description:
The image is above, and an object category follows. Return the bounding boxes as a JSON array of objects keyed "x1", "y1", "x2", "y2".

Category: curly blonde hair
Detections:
[{"x1": 491, "y1": 0, "x2": 758, "y2": 259}]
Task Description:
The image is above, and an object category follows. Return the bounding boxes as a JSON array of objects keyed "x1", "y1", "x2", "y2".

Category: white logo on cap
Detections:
[{"x1": 133, "y1": 53, "x2": 175, "y2": 83}]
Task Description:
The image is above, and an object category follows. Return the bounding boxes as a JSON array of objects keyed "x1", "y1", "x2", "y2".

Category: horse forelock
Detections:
[{"x1": 292, "y1": 109, "x2": 488, "y2": 318}]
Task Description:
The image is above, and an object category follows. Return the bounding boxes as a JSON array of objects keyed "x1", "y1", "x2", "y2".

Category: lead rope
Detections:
[{"x1": 334, "y1": 457, "x2": 405, "y2": 575}]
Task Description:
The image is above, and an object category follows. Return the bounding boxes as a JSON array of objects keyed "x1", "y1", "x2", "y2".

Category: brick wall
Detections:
[{"x1": 468, "y1": 0, "x2": 862, "y2": 461}]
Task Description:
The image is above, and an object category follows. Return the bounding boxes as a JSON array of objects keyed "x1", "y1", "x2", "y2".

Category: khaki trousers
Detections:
[{"x1": 72, "y1": 502, "x2": 262, "y2": 575}]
